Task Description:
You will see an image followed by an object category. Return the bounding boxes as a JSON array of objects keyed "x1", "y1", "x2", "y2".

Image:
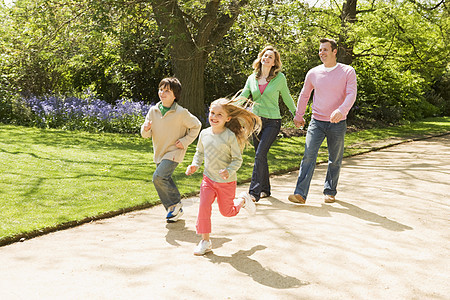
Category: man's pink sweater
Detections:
[{"x1": 294, "y1": 63, "x2": 357, "y2": 122}]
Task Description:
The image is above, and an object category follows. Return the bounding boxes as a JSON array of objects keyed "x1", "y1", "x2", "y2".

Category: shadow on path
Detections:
[
  {"x1": 332, "y1": 200, "x2": 413, "y2": 231},
  {"x1": 165, "y1": 220, "x2": 232, "y2": 249},
  {"x1": 206, "y1": 245, "x2": 308, "y2": 289},
  {"x1": 166, "y1": 222, "x2": 307, "y2": 289},
  {"x1": 264, "y1": 198, "x2": 412, "y2": 232}
]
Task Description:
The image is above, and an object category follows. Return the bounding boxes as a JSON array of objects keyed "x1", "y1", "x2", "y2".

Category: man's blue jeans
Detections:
[
  {"x1": 152, "y1": 159, "x2": 181, "y2": 210},
  {"x1": 294, "y1": 118, "x2": 347, "y2": 200},
  {"x1": 249, "y1": 118, "x2": 281, "y2": 201}
]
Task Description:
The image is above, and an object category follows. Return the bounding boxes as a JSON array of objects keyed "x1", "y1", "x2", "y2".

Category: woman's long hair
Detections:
[
  {"x1": 252, "y1": 45, "x2": 282, "y2": 81},
  {"x1": 210, "y1": 97, "x2": 261, "y2": 150}
]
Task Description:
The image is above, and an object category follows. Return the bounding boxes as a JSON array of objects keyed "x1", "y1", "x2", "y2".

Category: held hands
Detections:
[
  {"x1": 185, "y1": 165, "x2": 198, "y2": 176},
  {"x1": 143, "y1": 120, "x2": 152, "y2": 131},
  {"x1": 219, "y1": 168, "x2": 229, "y2": 180},
  {"x1": 293, "y1": 118, "x2": 305, "y2": 129},
  {"x1": 330, "y1": 109, "x2": 343, "y2": 123},
  {"x1": 294, "y1": 110, "x2": 342, "y2": 126}
]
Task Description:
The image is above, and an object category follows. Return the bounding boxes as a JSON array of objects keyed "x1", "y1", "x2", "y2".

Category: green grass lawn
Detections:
[{"x1": 1, "y1": 117, "x2": 449, "y2": 244}]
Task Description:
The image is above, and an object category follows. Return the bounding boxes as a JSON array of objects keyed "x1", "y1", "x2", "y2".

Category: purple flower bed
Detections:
[{"x1": 22, "y1": 94, "x2": 154, "y2": 133}]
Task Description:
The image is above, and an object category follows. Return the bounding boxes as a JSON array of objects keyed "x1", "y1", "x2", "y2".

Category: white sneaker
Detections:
[
  {"x1": 194, "y1": 240, "x2": 212, "y2": 256},
  {"x1": 238, "y1": 191, "x2": 256, "y2": 215}
]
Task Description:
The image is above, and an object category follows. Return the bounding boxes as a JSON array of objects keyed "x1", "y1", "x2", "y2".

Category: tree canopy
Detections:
[{"x1": 0, "y1": 0, "x2": 448, "y2": 126}]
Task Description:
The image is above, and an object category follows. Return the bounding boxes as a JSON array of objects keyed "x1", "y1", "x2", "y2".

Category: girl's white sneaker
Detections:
[
  {"x1": 238, "y1": 192, "x2": 256, "y2": 215},
  {"x1": 194, "y1": 240, "x2": 212, "y2": 256}
]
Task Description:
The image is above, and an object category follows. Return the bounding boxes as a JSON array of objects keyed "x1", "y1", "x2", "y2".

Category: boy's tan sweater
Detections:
[{"x1": 141, "y1": 102, "x2": 201, "y2": 164}]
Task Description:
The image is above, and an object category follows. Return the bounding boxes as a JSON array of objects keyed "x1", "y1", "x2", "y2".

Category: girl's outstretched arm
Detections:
[{"x1": 185, "y1": 165, "x2": 198, "y2": 176}]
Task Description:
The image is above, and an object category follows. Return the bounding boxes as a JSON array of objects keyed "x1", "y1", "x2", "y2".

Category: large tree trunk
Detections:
[
  {"x1": 172, "y1": 51, "x2": 208, "y2": 122},
  {"x1": 338, "y1": 0, "x2": 357, "y2": 64},
  {"x1": 150, "y1": 0, "x2": 248, "y2": 121}
]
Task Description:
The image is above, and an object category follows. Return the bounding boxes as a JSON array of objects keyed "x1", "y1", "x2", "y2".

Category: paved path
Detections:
[{"x1": 1, "y1": 135, "x2": 449, "y2": 299}]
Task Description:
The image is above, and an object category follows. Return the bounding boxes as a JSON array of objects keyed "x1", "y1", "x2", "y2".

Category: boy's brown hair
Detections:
[{"x1": 159, "y1": 77, "x2": 182, "y2": 102}]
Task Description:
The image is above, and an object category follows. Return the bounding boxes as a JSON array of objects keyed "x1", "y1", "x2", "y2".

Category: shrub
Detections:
[
  {"x1": 351, "y1": 61, "x2": 440, "y2": 126},
  {"x1": 17, "y1": 93, "x2": 153, "y2": 133}
]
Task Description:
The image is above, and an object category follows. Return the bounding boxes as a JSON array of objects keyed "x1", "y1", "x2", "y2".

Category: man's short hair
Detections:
[{"x1": 320, "y1": 38, "x2": 338, "y2": 51}]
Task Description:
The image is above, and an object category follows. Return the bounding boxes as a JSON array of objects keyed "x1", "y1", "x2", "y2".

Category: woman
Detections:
[{"x1": 240, "y1": 46, "x2": 296, "y2": 202}]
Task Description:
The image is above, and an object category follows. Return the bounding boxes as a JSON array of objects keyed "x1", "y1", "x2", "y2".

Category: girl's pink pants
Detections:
[{"x1": 196, "y1": 175, "x2": 242, "y2": 234}]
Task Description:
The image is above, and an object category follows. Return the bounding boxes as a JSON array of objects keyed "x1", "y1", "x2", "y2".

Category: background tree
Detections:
[
  {"x1": 150, "y1": 0, "x2": 249, "y2": 120},
  {"x1": 305, "y1": 0, "x2": 448, "y2": 125},
  {"x1": 338, "y1": 0, "x2": 357, "y2": 64},
  {"x1": 0, "y1": 0, "x2": 448, "y2": 128},
  {"x1": 204, "y1": 0, "x2": 320, "y2": 115}
]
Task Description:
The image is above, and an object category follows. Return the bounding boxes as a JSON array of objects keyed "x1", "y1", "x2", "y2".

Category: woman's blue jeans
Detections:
[
  {"x1": 294, "y1": 118, "x2": 347, "y2": 200},
  {"x1": 249, "y1": 118, "x2": 281, "y2": 201},
  {"x1": 152, "y1": 159, "x2": 181, "y2": 210}
]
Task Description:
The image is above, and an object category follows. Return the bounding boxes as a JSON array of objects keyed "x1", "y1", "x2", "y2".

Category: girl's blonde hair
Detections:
[
  {"x1": 210, "y1": 97, "x2": 261, "y2": 150},
  {"x1": 252, "y1": 45, "x2": 282, "y2": 81}
]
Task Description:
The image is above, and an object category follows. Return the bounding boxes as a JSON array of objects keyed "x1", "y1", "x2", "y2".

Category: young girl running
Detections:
[{"x1": 185, "y1": 98, "x2": 261, "y2": 256}]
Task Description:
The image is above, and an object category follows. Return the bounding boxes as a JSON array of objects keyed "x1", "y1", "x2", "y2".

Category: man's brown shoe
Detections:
[
  {"x1": 288, "y1": 194, "x2": 306, "y2": 204},
  {"x1": 324, "y1": 195, "x2": 335, "y2": 203}
]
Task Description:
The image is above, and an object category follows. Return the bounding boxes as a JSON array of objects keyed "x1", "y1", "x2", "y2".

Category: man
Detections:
[{"x1": 288, "y1": 38, "x2": 357, "y2": 204}]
